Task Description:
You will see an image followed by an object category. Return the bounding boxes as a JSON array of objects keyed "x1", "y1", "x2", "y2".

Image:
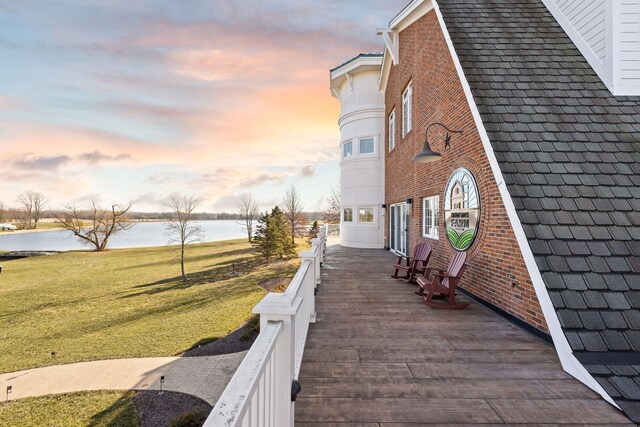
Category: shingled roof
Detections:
[{"x1": 437, "y1": 0, "x2": 640, "y2": 421}]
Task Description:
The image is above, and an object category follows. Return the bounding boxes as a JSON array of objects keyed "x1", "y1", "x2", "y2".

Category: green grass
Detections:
[
  {"x1": 31, "y1": 222, "x2": 65, "y2": 231},
  {"x1": 0, "y1": 239, "x2": 305, "y2": 373},
  {"x1": 0, "y1": 391, "x2": 138, "y2": 427}
]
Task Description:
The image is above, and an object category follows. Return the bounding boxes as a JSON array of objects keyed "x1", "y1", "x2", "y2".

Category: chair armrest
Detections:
[
  {"x1": 433, "y1": 272, "x2": 457, "y2": 279},
  {"x1": 421, "y1": 267, "x2": 434, "y2": 280}
]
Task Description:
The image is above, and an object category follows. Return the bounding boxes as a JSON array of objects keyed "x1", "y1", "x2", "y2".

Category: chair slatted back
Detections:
[
  {"x1": 442, "y1": 251, "x2": 467, "y2": 288},
  {"x1": 414, "y1": 243, "x2": 432, "y2": 263}
]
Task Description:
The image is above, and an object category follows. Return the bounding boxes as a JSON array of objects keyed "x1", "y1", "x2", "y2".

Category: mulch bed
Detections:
[
  {"x1": 182, "y1": 277, "x2": 289, "y2": 357},
  {"x1": 181, "y1": 321, "x2": 258, "y2": 357},
  {"x1": 135, "y1": 276, "x2": 291, "y2": 424},
  {"x1": 134, "y1": 390, "x2": 211, "y2": 427}
]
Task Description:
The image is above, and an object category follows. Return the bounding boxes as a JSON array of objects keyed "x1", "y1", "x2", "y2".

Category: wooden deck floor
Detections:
[{"x1": 295, "y1": 244, "x2": 633, "y2": 426}]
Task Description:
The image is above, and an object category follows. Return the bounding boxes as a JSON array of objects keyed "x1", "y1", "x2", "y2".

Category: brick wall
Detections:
[{"x1": 384, "y1": 10, "x2": 548, "y2": 332}]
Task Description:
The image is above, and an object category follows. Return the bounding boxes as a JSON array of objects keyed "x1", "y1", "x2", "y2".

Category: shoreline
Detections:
[
  {"x1": 0, "y1": 237, "x2": 249, "y2": 256},
  {"x1": 0, "y1": 219, "x2": 247, "y2": 236},
  {"x1": 0, "y1": 227, "x2": 61, "y2": 235}
]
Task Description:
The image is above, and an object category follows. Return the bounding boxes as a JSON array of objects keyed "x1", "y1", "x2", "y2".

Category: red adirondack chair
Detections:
[
  {"x1": 391, "y1": 243, "x2": 432, "y2": 283},
  {"x1": 416, "y1": 251, "x2": 469, "y2": 309}
]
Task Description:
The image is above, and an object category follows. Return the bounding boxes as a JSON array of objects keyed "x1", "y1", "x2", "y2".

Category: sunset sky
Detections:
[{"x1": 0, "y1": 0, "x2": 406, "y2": 212}]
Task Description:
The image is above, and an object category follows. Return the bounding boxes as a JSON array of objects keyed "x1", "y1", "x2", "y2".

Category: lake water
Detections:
[{"x1": 0, "y1": 220, "x2": 249, "y2": 251}]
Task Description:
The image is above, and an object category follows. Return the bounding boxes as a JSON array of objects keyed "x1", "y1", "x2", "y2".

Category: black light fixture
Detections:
[
  {"x1": 406, "y1": 198, "x2": 413, "y2": 205},
  {"x1": 413, "y1": 122, "x2": 463, "y2": 163}
]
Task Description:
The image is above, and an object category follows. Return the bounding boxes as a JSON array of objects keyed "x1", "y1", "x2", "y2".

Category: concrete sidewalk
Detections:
[{"x1": 0, "y1": 352, "x2": 246, "y2": 405}]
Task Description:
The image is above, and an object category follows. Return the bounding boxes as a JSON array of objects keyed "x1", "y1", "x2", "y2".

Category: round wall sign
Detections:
[{"x1": 444, "y1": 168, "x2": 481, "y2": 251}]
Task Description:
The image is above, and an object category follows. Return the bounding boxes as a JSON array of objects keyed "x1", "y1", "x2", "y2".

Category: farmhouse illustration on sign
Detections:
[{"x1": 444, "y1": 168, "x2": 480, "y2": 251}]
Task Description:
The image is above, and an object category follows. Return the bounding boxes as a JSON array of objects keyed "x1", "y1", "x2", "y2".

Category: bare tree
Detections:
[
  {"x1": 322, "y1": 187, "x2": 341, "y2": 224},
  {"x1": 238, "y1": 194, "x2": 259, "y2": 243},
  {"x1": 165, "y1": 195, "x2": 203, "y2": 282},
  {"x1": 31, "y1": 192, "x2": 47, "y2": 229},
  {"x1": 16, "y1": 192, "x2": 34, "y2": 229},
  {"x1": 57, "y1": 201, "x2": 133, "y2": 251},
  {"x1": 15, "y1": 191, "x2": 47, "y2": 229},
  {"x1": 282, "y1": 184, "x2": 305, "y2": 244},
  {"x1": 0, "y1": 202, "x2": 6, "y2": 223}
]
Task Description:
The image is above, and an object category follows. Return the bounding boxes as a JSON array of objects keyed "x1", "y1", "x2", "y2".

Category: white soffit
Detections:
[{"x1": 330, "y1": 55, "x2": 383, "y2": 99}]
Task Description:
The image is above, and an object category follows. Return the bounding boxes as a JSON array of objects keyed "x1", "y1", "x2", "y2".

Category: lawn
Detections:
[
  {"x1": 0, "y1": 222, "x2": 62, "y2": 233},
  {"x1": 0, "y1": 239, "x2": 305, "y2": 373},
  {"x1": 0, "y1": 391, "x2": 137, "y2": 427},
  {"x1": 28, "y1": 222, "x2": 65, "y2": 231}
]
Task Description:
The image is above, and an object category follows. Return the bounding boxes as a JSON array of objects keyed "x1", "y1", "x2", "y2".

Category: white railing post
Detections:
[
  {"x1": 299, "y1": 251, "x2": 317, "y2": 323},
  {"x1": 318, "y1": 229, "x2": 326, "y2": 263},
  {"x1": 253, "y1": 294, "x2": 300, "y2": 427},
  {"x1": 310, "y1": 239, "x2": 321, "y2": 285},
  {"x1": 206, "y1": 237, "x2": 327, "y2": 426}
]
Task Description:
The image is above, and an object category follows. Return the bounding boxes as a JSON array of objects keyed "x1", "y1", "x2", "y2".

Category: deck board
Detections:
[{"x1": 295, "y1": 244, "x2": 633, "y2": 425}]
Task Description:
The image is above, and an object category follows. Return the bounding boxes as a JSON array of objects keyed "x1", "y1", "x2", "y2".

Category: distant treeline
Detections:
[
  {"x1": 125, "y1": 211, "x2": 325, "y2": 221},
  {"x1": 1, "y1": 210, "x2": 324, "y2": 223}
]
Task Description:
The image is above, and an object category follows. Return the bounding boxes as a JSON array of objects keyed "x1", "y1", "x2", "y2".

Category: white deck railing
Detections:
[{"x1": 204, "y1": 226, "x2": 327, "y2": 427}]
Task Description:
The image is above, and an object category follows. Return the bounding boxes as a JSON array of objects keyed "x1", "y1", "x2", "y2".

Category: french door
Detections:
[{"x1": 389, "y1": 203, "x2": 409, "y2": 256}]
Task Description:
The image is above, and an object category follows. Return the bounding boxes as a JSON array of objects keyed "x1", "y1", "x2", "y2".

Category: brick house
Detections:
[{"x1": 330, "y1": 0, "x2": 640, "y2": 422}]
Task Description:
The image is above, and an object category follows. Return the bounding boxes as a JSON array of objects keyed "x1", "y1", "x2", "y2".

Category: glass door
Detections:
[{"x1": 390, "y1": 203, "x2": 408, "y2": 255}]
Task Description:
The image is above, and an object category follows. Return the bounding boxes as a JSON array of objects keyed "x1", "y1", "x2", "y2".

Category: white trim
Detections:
[
  {"x1": 378, "y1": 0, "x2": 434, "y2": 91},
  {"x1": 341, "y1": 139, "x2": 354, "y2": 159},
  {"x1": 377, "y1": 29, "x2": 399, "y2": 65},
  {"x1": 345, "y1": 72, "x2": 354, "y2": 91},
  {"x1": 422, "y1": 195, "x2": 439, "y2": 240},
  {"x1": 388, "y1": 110, "x2": 396, "y2": 152},
  {"x1": 342, "y1": 206, "x2": 354, "y2": 223},
  {"x1": 402, "y1": 81, "x2": 413, "y2": 137},
  {"x1": 357, "y1": 206, "x2": 377, "y2": 225},
  {"x1": 389, "y1": 202, "x2": 409, "y2": 256},
  {"x1": 378, "y1": 50, "x2": 392, "y2": 91},
  {"x1": 338, "y1": 108, "x2": 385, "y2": 128},
  {"x1": 390, "y1": 0, "x2": 434, "y2": 32},
  {"x1": 432, "y1": 0, "x2": 617, "y2": 409},
  {"x1": 340, "y1": 135, "x2": 380, "y2": 164},
  {"x1": 330, "y1": 55, "x2": 384, "y2": 98},
  {"x1": 358, "y1": 136, "x2": 377, "y2": 157},
  {"x1": 539, "y1": 0, "x2": 610, "y2": 92}
]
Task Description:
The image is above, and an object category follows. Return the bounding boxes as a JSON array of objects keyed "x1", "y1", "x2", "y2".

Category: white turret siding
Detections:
[{"x1": 330, "y1": 55, "x2": 385, "y2": 248}]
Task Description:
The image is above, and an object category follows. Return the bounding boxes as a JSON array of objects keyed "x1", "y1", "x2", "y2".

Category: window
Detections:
[
  {"x1": 358, "y1": 207, "x2": 374, "y2": 223},
  {"x1": 402, "y1": 82, "x2": 412, "y2": 137},
  {"x1": 343, "y1": 140, "x2": 353, "y2": 158},
  {"x1": 389, "y1": 111, "x2": 396, "y2": 151},
  {"x1": 423, "y1": 196, "x2": 439, "y2": 239},
  {"x1": 343, "y1": 207, "x2": 353, "y2": 222},
  {"x1": 359, "y1": 137, "x2": 375, "y2": 154}
]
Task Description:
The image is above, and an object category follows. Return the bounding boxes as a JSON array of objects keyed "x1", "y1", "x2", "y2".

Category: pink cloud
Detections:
[{"x1": 0, "y1": 0, "x2": 408, "y2": 210}]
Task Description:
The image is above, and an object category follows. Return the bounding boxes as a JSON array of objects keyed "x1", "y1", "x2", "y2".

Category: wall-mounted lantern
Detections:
[{"x1": 413, "y1": 122, "x2": 463, "y2": 163}]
